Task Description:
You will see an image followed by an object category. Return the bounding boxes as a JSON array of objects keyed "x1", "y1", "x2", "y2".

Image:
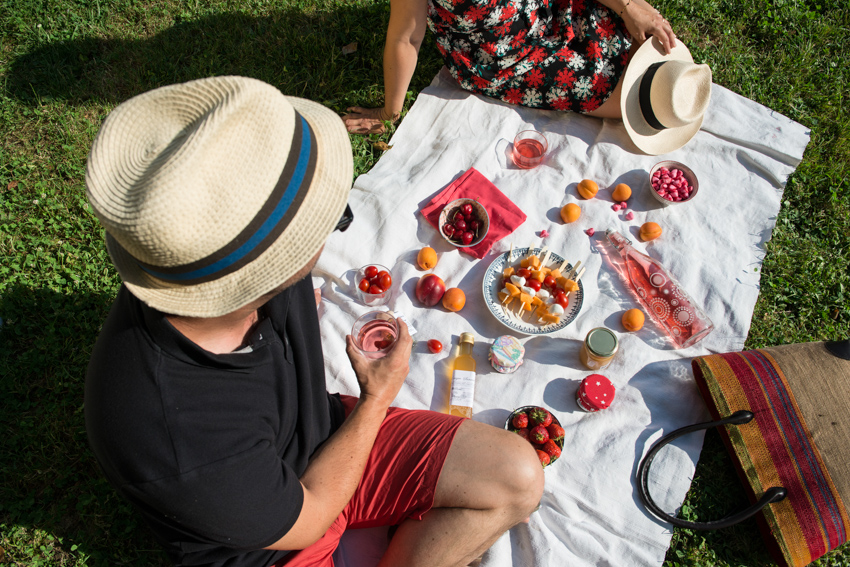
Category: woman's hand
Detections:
[
  {"x1": 342, "y1": 107, "x2": 399, "y2": 135},
  {"x1": 619, "y1": 0, "x2": 677, "y2": 55}
]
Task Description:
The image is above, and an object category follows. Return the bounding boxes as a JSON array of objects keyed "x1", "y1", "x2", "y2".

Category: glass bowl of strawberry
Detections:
[
  {"x1": 504, "y1": 405, "x2": 565, "y2": 468},
  {"x1": 648, "y1": 161, "x2": 699, "y2": 206},
  {"x1": 356, "y1": 264, "x2": 393, "y2": 306},
  {"x1": 438, "y1": 198, "x2": 490, "y2": 248}
]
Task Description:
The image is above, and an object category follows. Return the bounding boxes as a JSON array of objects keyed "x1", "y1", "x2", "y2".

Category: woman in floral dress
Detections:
[{"x1": 343, "y1": 0, "x2": 677, "y2": 133}]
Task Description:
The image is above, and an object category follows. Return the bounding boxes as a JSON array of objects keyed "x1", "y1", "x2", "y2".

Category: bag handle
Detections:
[{"x1": 637, "y1": 409, "x2": 787, "y2": 530}]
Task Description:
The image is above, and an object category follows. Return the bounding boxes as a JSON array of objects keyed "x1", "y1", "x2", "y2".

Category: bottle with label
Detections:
[
  {"x1": 449, "y1": 333, "x2": 477, "y2": 418},
  {"x1": 605, "y1": 229, "x2": 714, "y2": 349}
]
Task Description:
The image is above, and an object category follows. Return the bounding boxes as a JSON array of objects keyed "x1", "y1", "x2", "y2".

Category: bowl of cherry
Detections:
[
  {"x1": 356, "y1": 264, "x2": 393, "y2": 306},
  {"x1": 439, "y1": 198, "x2": 490, "y2": 248}
]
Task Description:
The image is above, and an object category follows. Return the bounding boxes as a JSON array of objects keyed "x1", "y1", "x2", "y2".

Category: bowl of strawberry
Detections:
[
  {"x1": 439, "y1": 198, "x2": 490, "y2": 248},
  {"x1": 505, "y1": 405, "x2": 564, "y2": 468},
  {"x1": 356, "y1": 264, "x2": 393, "y2": 306}
]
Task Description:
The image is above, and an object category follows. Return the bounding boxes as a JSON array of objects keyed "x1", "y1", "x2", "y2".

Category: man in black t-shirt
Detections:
[{"x1": 85, "y1": 76, "x2": 543, "y2": 567}]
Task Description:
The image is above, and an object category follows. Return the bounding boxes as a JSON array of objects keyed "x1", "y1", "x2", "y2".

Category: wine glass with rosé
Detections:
[
  {"x1": 352, "y1": 311, "x2": 399, "y2": 359},
  {"x1": 512, "y1": 130, "x2": 548, "y2": 169}
]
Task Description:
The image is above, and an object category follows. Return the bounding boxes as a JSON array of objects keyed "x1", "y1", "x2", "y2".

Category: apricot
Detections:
[
  {"x1": 442, "y1": 287, "x2": 466, "y2": 312},
  {"x1": 577, "y1": 179, "x2": 599, "y2": 199},
  {"x1": 622, "y1": 308, "x2": 645, "y2": 332},
  {"x1": 612, "y1": 183, "x2": 632, "y2": 202},
  {"x1": 639, "y1": 222, "x2": 663, "y2": 241},
  {"x1": 417, "y1": 246, "x2": 438, "y2": 270},
  {"x1": 560, "y1": 203, "x2": 581, "y2": 223}
]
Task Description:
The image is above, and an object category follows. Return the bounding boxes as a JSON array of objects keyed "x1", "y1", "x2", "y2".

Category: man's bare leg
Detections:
[{"x1": 378, "y1": 419, "x2": 544, "y2": 567}]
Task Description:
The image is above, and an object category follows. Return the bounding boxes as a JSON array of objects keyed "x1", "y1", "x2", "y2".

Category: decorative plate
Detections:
[{"x1": 481, "y1": 247, "x2": 584, "y2": 335}]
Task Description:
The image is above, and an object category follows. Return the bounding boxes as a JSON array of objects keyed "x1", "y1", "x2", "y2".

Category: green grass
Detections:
[{"x1": 1, "y1": 0, "x2": 848, "y2": 565}]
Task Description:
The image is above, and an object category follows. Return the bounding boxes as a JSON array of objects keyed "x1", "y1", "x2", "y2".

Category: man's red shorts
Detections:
[{"x1": 273, "y1": 395, "x2": 465, "y2": 566}]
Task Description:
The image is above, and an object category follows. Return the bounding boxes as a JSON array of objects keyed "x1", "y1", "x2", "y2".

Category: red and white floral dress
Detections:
[{"x1": 426, "y1": 0, "x2": 632, "y2": 112}]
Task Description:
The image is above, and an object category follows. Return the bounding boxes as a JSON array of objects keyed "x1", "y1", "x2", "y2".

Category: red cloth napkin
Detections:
[{"x1": 420, "y1": 168, "x2": 526, "y2": 259}]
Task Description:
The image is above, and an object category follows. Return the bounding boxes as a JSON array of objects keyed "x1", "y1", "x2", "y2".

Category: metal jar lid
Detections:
[{"x1": 585, "y1": 327, "x2": 618, "y2": 358}]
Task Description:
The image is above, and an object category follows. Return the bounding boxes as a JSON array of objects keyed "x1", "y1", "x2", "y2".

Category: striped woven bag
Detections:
[{"x1": 638, "y1": 340, "x2": 850, "y2": 567}]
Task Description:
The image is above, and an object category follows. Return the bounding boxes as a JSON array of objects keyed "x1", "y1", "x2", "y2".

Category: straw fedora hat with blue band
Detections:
[
  {"x1": 620, "y1": 37, "x2": 713, "y2": 155},
  {"x1": 85, "y1": 76, "x2": 353, "y2": 317}
]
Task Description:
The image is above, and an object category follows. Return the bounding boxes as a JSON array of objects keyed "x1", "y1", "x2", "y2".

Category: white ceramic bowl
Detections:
[
  {"x1": 648, "y1": 161, "x2": 699, "y2": 206},
  {"x1": 438, "y1": 198, "x2": 490, "y2": 248}
]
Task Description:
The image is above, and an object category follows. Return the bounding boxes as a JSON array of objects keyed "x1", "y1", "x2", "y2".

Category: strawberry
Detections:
[
  {"x1": 542, "y1": 439, "x2": 561, "y2": 461},
  {"x1": 546, "y1": 423, "x2": 565, "y2": 442},
  {"x1": 511, "y1": 412, "x2": 529, "y2": 429},
  {"x1": 529, "y1": 425, "x2": 549, "y2": 445},
  {"x1": 529, "y1": 407, "x2": 553, "y2": 427},
  {"x1": 515, "y1": 428, "x2": 530, "y2": 441},
  {"x1": 536, "y1": 449, "x2": 551, "y2": 467}
]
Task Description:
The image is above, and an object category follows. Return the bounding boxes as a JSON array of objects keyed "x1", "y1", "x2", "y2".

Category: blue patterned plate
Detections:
[{"x1": 481, "y1": 247, "x2": 583, "y2": 335}]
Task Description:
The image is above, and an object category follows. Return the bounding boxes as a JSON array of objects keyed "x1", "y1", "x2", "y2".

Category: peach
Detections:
[
  {"x1": 576, "y1": 179, "x2": 599, "y2": 199},
  {"x1": 622, "y1": 308, "x2": 645, "y2": 332},
  {"x1": 639, "y1": 222, "x2": 662, "y2": 241},
  {"x1": 560, "y1": 203, "x2": 581, "y2": 223},
  {"x1": 612, "y1": 183, "x2": 631, "y2": 202}
]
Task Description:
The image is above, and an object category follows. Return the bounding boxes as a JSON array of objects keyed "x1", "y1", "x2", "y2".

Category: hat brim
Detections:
[
  {"x1": 107, "y1": 95, "x2": 353, "y2": 317},
  {"x1": 620, "y1": 38, "x2": 704, "y2": 156}
]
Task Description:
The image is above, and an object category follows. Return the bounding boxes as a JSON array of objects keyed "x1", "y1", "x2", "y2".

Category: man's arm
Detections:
[{"x1": 264, "y1": 320, "x2": 413, "y2": 550}]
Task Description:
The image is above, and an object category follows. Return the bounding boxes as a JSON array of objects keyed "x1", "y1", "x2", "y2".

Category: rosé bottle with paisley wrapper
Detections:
[{"x1": 606, "y1": 229, "x2": 713, "y2": 349}]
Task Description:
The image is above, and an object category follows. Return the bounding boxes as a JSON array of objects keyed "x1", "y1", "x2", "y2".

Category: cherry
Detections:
[
  {"x1": 427, "y1": 339, "x2": 443, "y2": 353},
  {"x1": 461, "y1": 203, "x2": 474, "y2": 216},
  {"x1": 517, "y1": 267, "x2": 532, "y2": 279},
  {"x1": 469, "y1": 220, "x2": 480, "y2": 231},
  {"x1": 443, "y1": 223, "x2": 455, "y2": 237},
  {"x1": 453, "y1": 211, "x2": 465, "y2": 223},
  {"x1": 358, "y1": 278, "x2": 371, "y2": 292},
  {"x1": 527, "y1": 279, "x2": 542, "y2": 291},
  {"x1": 543, "y1": 275, "x2": 556, "y2": 288},
  {"x1": 364, "y1": 265, "x2": 379, "y2": 279},
  {"x1": 454, "y1": 219, "x2": 467, "y2": 232},
  {"x1": 461, "y1": 231, "x2": 474, "y2": 245},
  {"x1": 378, "y1": 271, "x2": 392, "y2": 289},
  {"x1": 368, "y1": 284, "x2": 383, "y2": 294}
]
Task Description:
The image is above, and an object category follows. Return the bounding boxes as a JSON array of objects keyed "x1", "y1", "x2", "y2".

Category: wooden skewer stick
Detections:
[
  {"x1": 541, "y1": 248, "x2": 552, "y2": 267},
  {"x1": 566, "y1": 260, "x2": 582, "y2": 280},
  {"x1": 558, "y1": 258, "x2": 570, "y2": 272}
]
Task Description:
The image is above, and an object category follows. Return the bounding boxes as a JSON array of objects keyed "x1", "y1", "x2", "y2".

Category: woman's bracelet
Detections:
[{"x1": 619, "y1": 0, "x2": 631, "y2": 15}]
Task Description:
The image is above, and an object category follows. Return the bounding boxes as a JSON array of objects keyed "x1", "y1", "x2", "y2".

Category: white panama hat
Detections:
[
  {"x1": 620, "y1": 37, "x2": 713, "y2": 155},
  {"x1": 85, "y1": 76, "x2": 353, "y2": 317}
]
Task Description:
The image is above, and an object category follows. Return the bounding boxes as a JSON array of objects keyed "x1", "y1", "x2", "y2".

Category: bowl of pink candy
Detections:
[{"x1": 648, "y1": 161, "x2": 699, "y2": 206}]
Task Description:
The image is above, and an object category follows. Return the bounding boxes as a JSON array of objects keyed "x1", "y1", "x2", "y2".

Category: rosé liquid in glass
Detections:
[
  {"x1": 606, "y1": 230, "x2": 713, "y2": 349},
  {"x1": 512, "y1": 130, "x2": 548, "y2": 169},
  {"x1": 352, "y1": 312, "x2": 398, "y2": 359}
]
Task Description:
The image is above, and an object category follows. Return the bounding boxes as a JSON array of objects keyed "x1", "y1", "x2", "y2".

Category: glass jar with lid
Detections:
[{"x1": 579, "y1": 327, "x2": 619, "y2": 370}]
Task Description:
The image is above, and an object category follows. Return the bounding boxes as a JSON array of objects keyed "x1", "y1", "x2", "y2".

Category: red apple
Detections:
[{"x1": 415, "y1": 274, "x2": 446, "y2": 306}]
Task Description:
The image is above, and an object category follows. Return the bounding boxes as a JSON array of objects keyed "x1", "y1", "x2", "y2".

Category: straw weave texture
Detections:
[
  {"x1": 693, "y1": 347, "x2": 850, "y2": 567},
  {"x1": 86, "y1": 77, "x2": 352, "y2": 316}
]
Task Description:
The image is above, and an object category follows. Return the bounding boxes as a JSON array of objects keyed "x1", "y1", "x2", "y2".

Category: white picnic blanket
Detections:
[{"x1": 316, "y1": 68, "x2": 810, "y2": 567}]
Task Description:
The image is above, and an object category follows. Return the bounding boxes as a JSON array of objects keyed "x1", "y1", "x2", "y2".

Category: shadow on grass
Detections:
[
  {"x1": 4, "y1": 6, "x2": 443, "y2": 113},
  {"x1": 0, "y1": 284, "x2": 170, "y2": 566}
]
